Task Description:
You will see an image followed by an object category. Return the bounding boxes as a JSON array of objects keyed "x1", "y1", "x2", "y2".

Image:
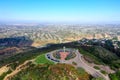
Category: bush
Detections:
[
  {"x1": 92, "y1": 77, "x2": 105, "y2": 80},
  {"x1": 93, "y1": 66, "x2": 100, "y2": 70},
  {"x1": 100, "y1": 70, "x2": 107, "y2": 75},
  {"x1": 109, "y1": 70, "x2": 120, "y2": 80},
  {"x1": 72, "y1": 62, "x2": 77, "y2": 65},
  {"x1": 0, "y1": 70, "x2": 12, "y2": 80}
]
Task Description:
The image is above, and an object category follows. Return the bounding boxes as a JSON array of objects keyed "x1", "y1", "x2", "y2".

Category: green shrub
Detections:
[
  {"x1": 0, "y1": 70, "x2": 12, "y2": 80},
  {"x1": 109, "y1": 70, "x2": 120, "y2": 80},
  {"x1": 72, "y1": 61, "x2": 77, "y2": 65},
  {"x1": 93, "y1": 66, "x2": 100, "y2": 70},
  {"x1": 100, "y1": 70, "x2": 107, "y2": 75},
  {"x1": 92, "y1": 77, "x2": 105, "y2": 80}
]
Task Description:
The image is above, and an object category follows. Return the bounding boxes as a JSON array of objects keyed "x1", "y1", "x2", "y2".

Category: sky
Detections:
[{"x1": 0, "y1": 0, "x2": 120, "y2": 24}]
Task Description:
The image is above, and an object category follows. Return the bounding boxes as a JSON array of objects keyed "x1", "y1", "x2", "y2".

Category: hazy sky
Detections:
[{"x1": 0, "y1": 0, "x2": 120, "y2": 23}]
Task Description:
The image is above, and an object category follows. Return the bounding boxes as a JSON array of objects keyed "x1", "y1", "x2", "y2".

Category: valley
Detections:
[{"x1": 0, "y1": 24, "x2": 120, "y2": 80}]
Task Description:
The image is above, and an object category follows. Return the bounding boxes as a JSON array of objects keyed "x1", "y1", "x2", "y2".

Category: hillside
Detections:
[
  {"x1": 11, "y1": 63, "x2": 91, "y2": 80},
  {"x1": 1, "y1": 24, "x2": 120, "y2": 47},
  {"x1": 0, "y1": 39, "x2": 120, "y2": 80},
  {"x1": 0, "y1": 36, "x2": 36, "y2": 61}
]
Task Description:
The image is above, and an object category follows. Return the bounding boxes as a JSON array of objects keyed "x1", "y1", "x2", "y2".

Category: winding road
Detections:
[
  {"x1": 46, "y1": 49, "x2": 110, "y2": 80},
  {"x1": 76, "y1": 50, "x2": 110, "y2": 80},
  {"x1": 3, "y1": 48, "x2": 110, "y2": 80}
]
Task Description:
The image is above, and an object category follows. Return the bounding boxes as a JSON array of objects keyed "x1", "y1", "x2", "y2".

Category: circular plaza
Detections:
[{"x1": 46, "y1": 47, "x2": 77, "y2": 63}]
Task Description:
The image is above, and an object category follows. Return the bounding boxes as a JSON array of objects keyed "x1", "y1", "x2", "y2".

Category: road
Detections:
[
  {"x1": 46, "y1": 49, "x2": 110, "y2": 80},
  {"x1": 76, "y1": 50, "x2": 110, "y2": 80}
]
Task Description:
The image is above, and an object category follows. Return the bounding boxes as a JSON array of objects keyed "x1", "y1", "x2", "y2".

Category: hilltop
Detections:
[
  {"x1": 0, "y1": 38, "x2": 120, "y2": 80},
  {"x1": 11, "y1": 63, "x2": 91, "y2": 80}
]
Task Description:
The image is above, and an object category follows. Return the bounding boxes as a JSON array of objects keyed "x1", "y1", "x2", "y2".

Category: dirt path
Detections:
[
  {"x1": 4, "y1": 59, "x2": 34, "y2": 80},
  {"x1": 4, "y1": 48, "x2": 110, "y2": 80},
  {"x1": 0, "y1": 65, "x2": 10, "y2": 76}
]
